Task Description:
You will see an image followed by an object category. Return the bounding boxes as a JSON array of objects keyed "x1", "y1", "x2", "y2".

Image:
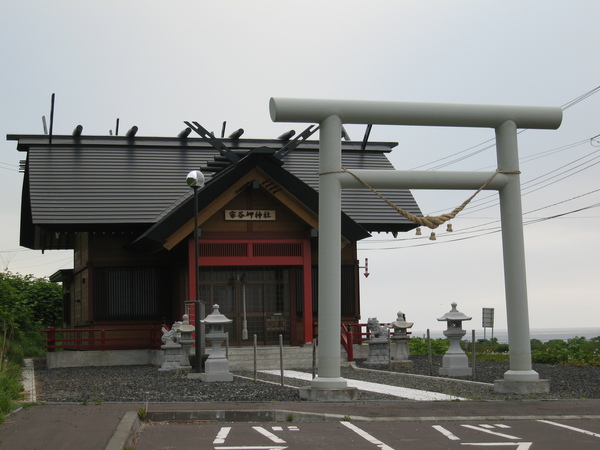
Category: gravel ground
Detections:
[{"x1": 33, "y1": 356, "x2": 600, "y2": 403}]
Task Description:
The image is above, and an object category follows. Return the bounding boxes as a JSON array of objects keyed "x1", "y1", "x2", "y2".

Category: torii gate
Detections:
[{"x1": 270, "y1": 98, "x2": 562, "y2": 398}]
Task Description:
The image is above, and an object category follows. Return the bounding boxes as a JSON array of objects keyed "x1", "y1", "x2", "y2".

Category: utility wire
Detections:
[
  {"x1": 424, "y1": 138, "x2": 599, "y2": 216},
  {"x1": 361, "y1": 188, "x2": 600, "y2": 246},
  {"x1": 360, "y1": 202, "x2": 600, "y2": 250},
  {"x1": 409, "y1": 85, "x2": 600, "y2": 171}
]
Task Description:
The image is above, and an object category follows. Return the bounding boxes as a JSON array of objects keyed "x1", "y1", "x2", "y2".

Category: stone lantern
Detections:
[
  {"x1": 178, "y1": 314, "x2": 195, "y2": 372},
  {"x1": 437, "y1": 302, "x2": 472, "y2": 376},
  {"x1": 390, "y1": 311, "x2": 414, "y2": 369},
  {"x1": 200, "y1": 304, "x2": 234, "y2": 382}
]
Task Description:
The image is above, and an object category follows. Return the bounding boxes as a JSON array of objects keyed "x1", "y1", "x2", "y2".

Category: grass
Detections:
[{"x1": 0, "y1": 330, "x2": 48, "y2": 421}]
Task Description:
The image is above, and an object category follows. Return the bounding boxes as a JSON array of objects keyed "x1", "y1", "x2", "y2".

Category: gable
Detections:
[{"x1": 162, "y1": 167, "x2": 320, "y2": 250}]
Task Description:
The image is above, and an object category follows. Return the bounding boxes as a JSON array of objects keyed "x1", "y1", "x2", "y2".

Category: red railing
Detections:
[
  {"x1": 340, "y1": 324, "x2": 354, "y2": 361},
  {"x1": 340, "y1": 322, "x2": 413, "y2": 362},
  {"x1": 41, "y1": 326, "x2": 163, "y2": 352}
]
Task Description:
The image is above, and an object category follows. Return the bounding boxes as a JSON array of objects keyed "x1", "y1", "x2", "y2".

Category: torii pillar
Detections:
[{"x1": 270, "y1": 98, "x2": 562, "y2": 398}]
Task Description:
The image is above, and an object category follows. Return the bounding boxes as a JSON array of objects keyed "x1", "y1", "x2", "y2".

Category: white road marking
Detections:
[
  {"x1": 214, "y1": 427, "x2": 232, "y2": 444},
  {"x1": 288, "y1": 426, "x2": 299, "y2": 431},
  {"x1": 432, "y1": 425, "x2": 461, "y2": 440},
  {"x1": 253, "y1": 426, "x2": 287, "y2": 444},
  {"x1": 461, "y1": 424, "x2": 521, "y2": 439},
  {"x1": 478, "y1": 424, "x2": 495, "y2": 429},
  {"x1": 272, "y1": 426, "x2": 283, "y2": 431},
  {"x1": 494, "y1": 424, "x2": 511, "y2": 428},
  {"x1": 259, "y1": 370, "x2": 465, "y2": 401},
  {"x1": 340, "y1": 421, "x2": 395, "y2": 450},
  {"x1": 461, "y1": 443, "x2": 532, "y2": 449},
  {"x1": 215, "y1": 447, "x2": 287, "y2": 450},
  {"x1": 538, "y1": 420, "x2": 600, "y2": 438}
]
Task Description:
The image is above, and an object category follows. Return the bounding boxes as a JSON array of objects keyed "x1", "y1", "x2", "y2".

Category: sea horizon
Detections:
[{"x1": 411, "y1": 327, "x2": 600, "y2": 343}]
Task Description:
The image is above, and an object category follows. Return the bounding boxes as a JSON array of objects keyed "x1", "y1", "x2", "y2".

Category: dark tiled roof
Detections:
[{"x1": 10, "y1": 134, "x2": 421, "y2": 249}]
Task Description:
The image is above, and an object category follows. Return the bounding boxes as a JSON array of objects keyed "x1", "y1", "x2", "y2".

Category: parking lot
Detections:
[{"x1": 135, "y1": 417, "x2": 600, "y2": 449}]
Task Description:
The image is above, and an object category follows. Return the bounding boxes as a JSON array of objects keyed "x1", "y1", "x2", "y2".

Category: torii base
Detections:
[
  {"x1": 299, "y1": 387, "x2": 358, "y2": 402},
  {"x1": 494, "y1": 379, "x2": 550, "y2": 394}
]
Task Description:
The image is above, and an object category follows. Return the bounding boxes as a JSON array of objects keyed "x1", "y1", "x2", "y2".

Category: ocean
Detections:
[{"x1": 412, "y1": 327, "x2": 600, "y2": 343}]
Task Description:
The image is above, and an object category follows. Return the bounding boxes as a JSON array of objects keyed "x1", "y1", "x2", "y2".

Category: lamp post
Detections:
[{"x1": 186, "y1": 170, "x2": 205, "y2": 373}]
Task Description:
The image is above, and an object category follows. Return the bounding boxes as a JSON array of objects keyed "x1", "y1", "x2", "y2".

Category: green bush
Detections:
[
  {"x1": 0, "y1": 271, "x2": 61, "y2": 418},
  {"x1": 531, "y1": 336, "x2": 600, "y2": 366},
  {"x1": 409, "y1": 337, "x2": 449, "y2": 355},
  {"x1": 408, "y1": 336, "x2": 600, "y2": 366}
]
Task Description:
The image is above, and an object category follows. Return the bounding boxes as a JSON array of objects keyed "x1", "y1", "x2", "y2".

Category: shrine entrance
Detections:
[{"x1": 200, "y1": 267, "x2": 291, "y2": 346}]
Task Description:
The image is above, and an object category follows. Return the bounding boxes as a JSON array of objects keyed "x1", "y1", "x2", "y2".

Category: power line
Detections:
[
  {"x1": 360, "y1": 188, "x2": 600, "y2": 247},
  {"x1": 424, "y1": 137, "x2": 600, "y2": 217},
  {"x1": 360, "y1": 201, "x2": 600, "y2": 250},
  {"x1": 409, "y1": 85, "x2": 600, "y2": 172}
]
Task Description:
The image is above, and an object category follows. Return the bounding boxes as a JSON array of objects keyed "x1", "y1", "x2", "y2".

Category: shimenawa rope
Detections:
[{"x1": 319, "y1": 168, "x2": 519, "y2": 230}]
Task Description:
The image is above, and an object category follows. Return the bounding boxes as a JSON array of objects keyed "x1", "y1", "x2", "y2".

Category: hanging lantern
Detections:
[
  {"x1": 446, "y1": 223, "x2": 453, "y2": 232},
  {"x1": 416, "y1": 227, "x2": 422, "y2": 236},
  {"x1": 429, "y1": 232, "x2": 436, "y2": 241}
]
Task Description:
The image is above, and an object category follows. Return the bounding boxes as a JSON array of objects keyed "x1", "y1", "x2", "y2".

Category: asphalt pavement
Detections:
[{"x1": 2, "y1": 399, "x2": 600, "y2": 449}]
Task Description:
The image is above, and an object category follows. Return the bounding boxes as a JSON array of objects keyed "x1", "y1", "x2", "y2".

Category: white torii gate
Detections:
[{"x1": 270, "y1": 98, "x2": 562, "y2": 396}]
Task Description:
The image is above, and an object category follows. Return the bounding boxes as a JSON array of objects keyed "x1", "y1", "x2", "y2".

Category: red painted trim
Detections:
[
  {"x1": 195, "y1": 238, "x2": 306, "y2": 245},
  {"x1": 188, "y1": 241, "x2": 196, "y2": 301},
  {"x1": 187, "y1": 237, "x2": 314, "y2": 343},
  {"x1": 198, "y1": 256, "x2": 304, "y2": 266},
  {"x1": 201, "y1": 231, "x2": 307, "y2": 239}
]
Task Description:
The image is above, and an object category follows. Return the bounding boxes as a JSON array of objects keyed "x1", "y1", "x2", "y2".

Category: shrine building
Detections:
[{"x1": 9, "y1": 122, "x2": 421, "y2": 347}]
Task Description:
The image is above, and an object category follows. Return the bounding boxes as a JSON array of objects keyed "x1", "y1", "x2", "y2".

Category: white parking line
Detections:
[
  {"x1": 461, "y1": 443, "x2": 532, "y2": 449},
  {"x1": 213, "y1": 427, "x2": 232, "y2": 444},
  {"x1": 340, "y1": 421, "x2": 395, "y2": 450},
  {"x1": 538, "y1": 420, "x2": 600, "y2": 438},
  {"x1": 461, "y1": 424, "x2": 521, "y2": 440},
  {"x1": 252, "y1": 426, "x2": 287, "y2": 444},
  {"x1": 432, "y1": 425, "x2": 461, "y2": 440},
  {"x1": 215, "y1": 447, "x2": 287, "y2": 450},
  {"x1": 213, "y1": 427, "x2": 231, "y2": 444}
]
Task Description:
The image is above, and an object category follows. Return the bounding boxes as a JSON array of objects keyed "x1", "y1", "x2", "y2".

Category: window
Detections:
[{"x1": 93, "y1": 267, "x2": 170, "y2": 320}]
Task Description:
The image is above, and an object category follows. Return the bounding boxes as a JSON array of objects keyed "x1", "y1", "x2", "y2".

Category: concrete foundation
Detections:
[
  {"x1": 46, "y1": 350, "x2": 163, "y2": 369},
  {"x1": 494, "y1": 379, "x2": 550, "y2": 394},
  {"x1": 46, "y1": 345, "x2": 323, "y2": 370},
  {"x1": 299, "y1": 387, "x2": 358, "y2": 402}
]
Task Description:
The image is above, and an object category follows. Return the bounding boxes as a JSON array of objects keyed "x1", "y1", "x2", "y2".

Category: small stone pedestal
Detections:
[
  {"x1": 159, "y1": 323, "x2": 184, "y2": 372},
  {"x1": 159, "y1": 344, "x2": 183, "y2": 371},
  {"x1": 364, "y1": 317, "x2": 390, "y2": 368},
  {"x1": 200, "y1": 304, "x2": 234, "y2": 382},
  {"x1": 365, "y1": 339, "x2": 389, "y2": 367},
  {"x1": 438, "y1": 302, "x2": 472, "y2": 377}
]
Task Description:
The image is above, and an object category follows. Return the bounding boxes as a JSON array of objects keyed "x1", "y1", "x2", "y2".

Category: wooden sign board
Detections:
[{"x1": 225, "y1": 210, "x2": 276, "y2": 221}]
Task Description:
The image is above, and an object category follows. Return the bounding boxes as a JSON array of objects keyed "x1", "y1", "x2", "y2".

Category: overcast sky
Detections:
[{"x1": 1, "y1": 1, "x2": 599, "y2": 336}]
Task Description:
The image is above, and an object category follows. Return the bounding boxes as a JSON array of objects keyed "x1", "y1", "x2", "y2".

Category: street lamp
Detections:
[{"x1": 186, "y1": 170, "x2": 205, "y2": 373}]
